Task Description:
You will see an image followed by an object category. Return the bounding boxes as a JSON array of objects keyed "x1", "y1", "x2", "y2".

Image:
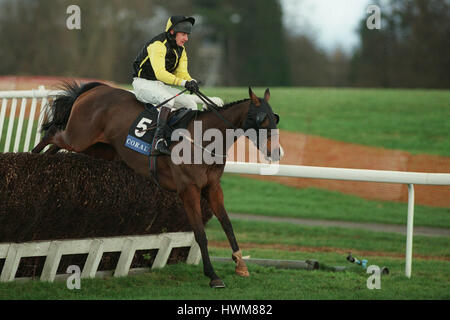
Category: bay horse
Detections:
[{"x1": 32, "y1": 82, "x2": 281, "y2": 288}]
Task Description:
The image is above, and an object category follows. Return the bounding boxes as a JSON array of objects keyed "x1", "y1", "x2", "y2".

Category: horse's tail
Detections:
[
  {"x1": 41, "y1": 81, "x2": 105, "y2": 133},
  {"x1": 32, "y1": 82, "x2": 105, "y2": 154}
]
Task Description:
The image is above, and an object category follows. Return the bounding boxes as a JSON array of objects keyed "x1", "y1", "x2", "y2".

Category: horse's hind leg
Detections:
[
  {"x1": 206, "y1": 182, "x2": 249, "y2": 277},
  {"x1": 45, "y1": 145, "x2": 62, "y2": 154},
  {"x1": 32, "y1": 126, "x2": 58, "y2": 153},
  {"x1": 48, "y1": 130, "x2": 92, "y2": 153},
  {"x1": 47, "y1": 117, "x2": 105, "y2": 154}
]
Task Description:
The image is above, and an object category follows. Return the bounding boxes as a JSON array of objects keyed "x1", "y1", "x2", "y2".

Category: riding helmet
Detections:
[{"x1": 165, "y1": 15, "x2": 195, "y2": 34}]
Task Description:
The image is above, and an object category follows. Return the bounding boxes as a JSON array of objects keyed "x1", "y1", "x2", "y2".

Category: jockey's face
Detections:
[{"x1": 171, "y1": 30, "x2": 189, "y2": 47}]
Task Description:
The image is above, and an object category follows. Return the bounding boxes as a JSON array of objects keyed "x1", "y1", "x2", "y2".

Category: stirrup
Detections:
[{"x1": 151, "y1": 138, "x2": 170, "y2": 156}]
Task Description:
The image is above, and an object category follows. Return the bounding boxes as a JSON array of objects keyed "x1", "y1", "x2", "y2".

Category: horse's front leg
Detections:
[
  {"x1": 179, "y1": 184, "x2": 225, "y2": 288},
  {"x1": 207, "y1": 182, "x2": 249, "y2": 277}
]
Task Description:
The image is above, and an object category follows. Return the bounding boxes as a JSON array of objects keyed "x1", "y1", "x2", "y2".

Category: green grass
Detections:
[
  {"x1": 1, "y1": 220, "x2": 448, "y2": 300},
  {"x1": 221, "y1": 174, "x2": 450, "y2": 228},
  {"x1": 201, "y1": 87, "x2": 450, "y2": 156},
  {"x1": 1, "y1": 260, "x2": 448, "y2": 300},
  {"x1": 205, "y1": 219, "x2": 450, "y2": 259}
]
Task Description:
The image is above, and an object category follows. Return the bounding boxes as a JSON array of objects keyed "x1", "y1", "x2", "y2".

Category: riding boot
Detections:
[{"x1": 151, "y1": 106, "x2": 171, "y2": 156}]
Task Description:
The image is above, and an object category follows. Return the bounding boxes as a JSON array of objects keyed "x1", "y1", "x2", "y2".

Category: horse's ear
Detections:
[
  {"x1": 248, "y1": 87, "x2": 261, "y2": 106},
  {"x1": 264, "y1": 88, "x2": 270, "y2": 102}
]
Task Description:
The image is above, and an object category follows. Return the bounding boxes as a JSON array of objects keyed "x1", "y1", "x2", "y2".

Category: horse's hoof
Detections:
[
  {"x1": 235, "y1": 267, "x2": 250, "y2": 277},
  {"x1": 232, "y1": 250, "x2": 250, "y2": 277},
  {"x1": 209, "y1": 279, "x2": 226, "y2": 289}
]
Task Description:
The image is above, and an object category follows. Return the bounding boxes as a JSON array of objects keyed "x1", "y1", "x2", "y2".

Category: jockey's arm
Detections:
[
  {"x1": 173, "y1": 49, "x2": 193, "y2": 82},
  {"x1": 148, "y1": 41, "x2": 187, "y2": 86}
]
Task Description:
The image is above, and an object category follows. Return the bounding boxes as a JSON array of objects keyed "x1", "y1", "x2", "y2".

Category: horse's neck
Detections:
[
  {"x1": 193, "y1": 100, "x2": 250, "y2": 152},
  {"x1": 212, "y1": 101, "x2": 251, "y2": 152},
  {"x1": 216, "y1": 100, "x2": 250, "y2": 130}
]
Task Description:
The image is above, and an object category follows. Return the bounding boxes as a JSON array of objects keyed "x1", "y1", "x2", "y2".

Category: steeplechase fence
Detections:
[{"x1": 1, "y1": 87, "x2": 450, "y2": 280}]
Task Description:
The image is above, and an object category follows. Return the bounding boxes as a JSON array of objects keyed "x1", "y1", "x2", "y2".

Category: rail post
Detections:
[{"x1": 405, "y1": 184, "x2": 415, "y2": 278}]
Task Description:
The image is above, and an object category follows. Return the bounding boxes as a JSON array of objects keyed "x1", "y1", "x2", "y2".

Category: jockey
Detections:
[{"x1": 132, "y1": 15, "x2": 223, "y2": 156}]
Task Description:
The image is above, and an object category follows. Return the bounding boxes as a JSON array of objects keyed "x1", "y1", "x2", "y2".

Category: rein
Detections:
[
  {"x1": 153, "y1": 87, "x2": 189, "y2": 109},
  {"x1": 194, "y1": 90, "x2": 238, "y2": 130}
]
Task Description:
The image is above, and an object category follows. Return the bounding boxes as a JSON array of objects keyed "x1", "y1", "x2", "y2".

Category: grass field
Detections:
[
  {"x1": 220, "y1": 174, "x2": 450, "y2": 227},
  {"x1": 1, "y1": 219, "x2": 448, "y2": 300},
  {"x1": 201, "y1": 87, "x2": 450, "y2": 157}
]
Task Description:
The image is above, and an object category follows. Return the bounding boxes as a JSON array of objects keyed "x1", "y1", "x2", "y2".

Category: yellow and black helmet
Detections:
[{"x1": 165, "y1": 15, "x2": 195, "y2": 34}]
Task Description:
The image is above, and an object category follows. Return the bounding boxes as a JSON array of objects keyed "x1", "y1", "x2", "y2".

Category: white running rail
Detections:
[
  {"x1": 0, "y1": 87, "x2": 62, "y2": 152},
  {"x1": 224, "y1": 162, "x2": 450, "y2": 278}
]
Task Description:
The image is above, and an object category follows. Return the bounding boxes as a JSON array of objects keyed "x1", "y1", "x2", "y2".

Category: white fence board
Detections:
[
  {"x1": 114, "y1": 238, "x2": 137, "y2": 277},
  {"x1": 81, "y1": 239, "x2": 104, "y2": 279},
  {"x1": 186, "y1": 241, "x2": 201, "y2": 265},
  {"x1": 4, "y1": 98, "x2": 17, "y2": 152},
  {"x1": 13, "y1": 98, "x2": 27, "y2": 152},
  {"x1": 23, "y1": 97, "x2": 38, "y2": 151},
  {"x1": 40, "y1": 241, "x2": 63, "y2": 282},
  {"x1": 152, "y1": 236, "x2": 173, "y2": 269},
  {"x1": 0, "y1": 98, "x2": 8, "y2": 139},
  {"x1": 0, "y1": 244, "x2": 24, "y2": 282},
  {"x1": 0, "y1": 232, "x2": 199, "y2": 282}
]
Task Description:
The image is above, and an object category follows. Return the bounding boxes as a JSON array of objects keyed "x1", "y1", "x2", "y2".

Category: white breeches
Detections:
[{"x1": 132, "y1": 77, "x2": 223, "y2": 110}]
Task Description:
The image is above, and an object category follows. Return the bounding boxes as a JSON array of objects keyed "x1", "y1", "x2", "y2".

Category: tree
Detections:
[
  {"x1": 351, "y1": 0, "x2": 450, "y2": 88},
  {"x1": 0, "y1": 0, "x2": 156, "y2": 83},
  {"x1": 194, "y1": 0, "x2": 291, "y2": 86}
]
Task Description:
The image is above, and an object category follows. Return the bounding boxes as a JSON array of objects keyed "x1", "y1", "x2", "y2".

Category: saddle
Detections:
[{"x1": 124, "y1": 103, "x2": 198, "y2": 156}]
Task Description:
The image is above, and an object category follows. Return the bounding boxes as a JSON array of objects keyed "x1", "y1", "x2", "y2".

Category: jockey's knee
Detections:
[{"x1": 164, "y1": 99, "x2": 175, "y2": 109}]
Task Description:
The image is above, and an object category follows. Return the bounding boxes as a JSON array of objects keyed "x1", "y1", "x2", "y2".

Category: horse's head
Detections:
[{"x1": 243, "y1": 87, "x2": 282, "y2": 162}]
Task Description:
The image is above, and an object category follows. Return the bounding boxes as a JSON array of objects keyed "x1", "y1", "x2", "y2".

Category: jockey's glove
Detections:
[{"x1": 185, "y1": 80, "x2": 199, "y2": 94}]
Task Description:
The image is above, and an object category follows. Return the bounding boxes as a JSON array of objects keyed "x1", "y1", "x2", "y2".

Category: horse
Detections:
[{"x1": 32, "y1": 82, "x2": 281, "y2": 288}]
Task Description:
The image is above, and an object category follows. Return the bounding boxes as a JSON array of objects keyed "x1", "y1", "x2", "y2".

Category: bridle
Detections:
[{"x1": 194, "y1": 89, "x2": 280, "y2": 158}]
